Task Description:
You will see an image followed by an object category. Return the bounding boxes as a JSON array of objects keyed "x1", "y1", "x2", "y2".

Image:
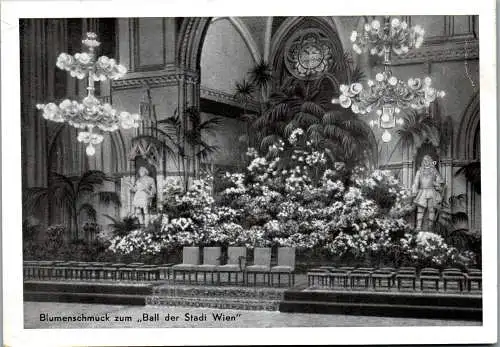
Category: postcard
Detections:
[{"x1": 2, "y1": 0, "x2": 497, "y2": 345}]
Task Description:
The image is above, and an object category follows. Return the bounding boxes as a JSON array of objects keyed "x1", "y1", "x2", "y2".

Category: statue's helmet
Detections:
[
  {"x1": 421, "y1": 155, "x2": 436, "y2": 167},
  {"x1": 138, "y1": 166, "x2": 149, "y2": 176}
]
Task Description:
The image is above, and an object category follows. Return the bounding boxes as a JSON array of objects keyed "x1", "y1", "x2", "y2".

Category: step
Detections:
[
  {"x1": 24, "y1": 281, "x2": 155, "y2": 295},
  {"x1": 146, "y1": 295, "x2": 280, "y2": 311},
  {"x1": 279, "y1": 300, "x2": 482, "y2": 321},
  {"x1": 152, "y1": 285, "x2": 286, "y2": 300},
  {"x1": 284, "y1": 290, "x2": 482, "y2": 308},
  {"x1": 24, "y1": 291, "x2": 146, "y2": 306}
]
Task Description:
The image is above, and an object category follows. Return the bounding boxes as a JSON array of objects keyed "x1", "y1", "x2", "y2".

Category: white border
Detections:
[{"x1": 1, "y1": 0, "x2": 497, "y2": 346}]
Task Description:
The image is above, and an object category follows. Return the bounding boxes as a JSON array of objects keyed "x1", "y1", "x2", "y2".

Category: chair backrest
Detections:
[
  {"x1": 253, "y1": 247, "x2": 271, "y2": 266},
  {"x1": 319, "y1": 266, "x2": 336, "y2": 272},
  {"x1": 277, "y1": 247, "x2": 296, "y2": 269},
  {"x1": 356, "y1": 267, "x2": 375, "y2": 272},
  {"x1": 227, "y1": 247, "x2": 247, "y2": 266},
  {"x1": 339, "y1": 266, "x2": 356, "y2": 271},
  {"x1": 420, "y1": 268, "x2": 440, "y2": 276},
  {"x1": 203, "y1": 247, "x2": 221, "y2": 265},
  {"x1": 444, "y1": 267, "x2": 463, "y2": 273},
  {"x1": 183, "y1": 247, "x2": 200, "y2": 265}
]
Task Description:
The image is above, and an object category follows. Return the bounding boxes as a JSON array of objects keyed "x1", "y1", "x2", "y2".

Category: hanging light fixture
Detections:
[
  {"x1": 36, "y1": 32, "x2": 141, "y2": 156},
  {"x1": 332, "y1": 16, "x2": 446, "y2": 141}
]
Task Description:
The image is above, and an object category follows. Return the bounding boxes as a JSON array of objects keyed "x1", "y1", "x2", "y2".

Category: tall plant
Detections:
[
  {"x1": 248, "y1": 60, "x2": 273, "y2": 114},
  {"x1": 234, "y1": 79, "x2": 258, "y2": 148},
  {"x1": 23, "y1": 170, "x2": 121, "y2": 239}
]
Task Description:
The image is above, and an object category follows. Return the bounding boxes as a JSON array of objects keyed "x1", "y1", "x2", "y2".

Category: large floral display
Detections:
[{"x1": 107, "y1": 129, "x2": 476, "y2": 268}]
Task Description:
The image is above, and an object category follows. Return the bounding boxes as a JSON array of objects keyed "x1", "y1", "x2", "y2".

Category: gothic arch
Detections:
[
  {"x1": 269, "y1": 16, "x2": 349, "y2": 88},
  {"x1": 456, "y1": 90, "x2": 480, "y2": 160},
  {"x1": 177, "y1": 17, "x2": 212, "y2": 71}
]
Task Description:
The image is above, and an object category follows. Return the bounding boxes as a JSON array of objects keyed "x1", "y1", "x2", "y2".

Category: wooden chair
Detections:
[
  {"x1": 270, "y1": 247, "x2": 296, "y2": 287},
  {"x1": 172, "y1": 247, "x2": 200, "y2": 284},
  {"x1": 82, "y1": 262, "x2": 105, "y2": 280},
  {"x1": 217, "y1": 247, "x2": 247, "y2": 285},
  {"x1": 140, "y1": 264, "x2": 161, "y2": 281},
  {"x1": 37, "y1": 261, "x2": 56, "y2": 280},
  {"x1": 193, "y1": 247, "x2": 221, "y2": 284},
  {"x1": 307, "y1": 268, "x2": 331, "y2": 287},
  {"x1": 328, "y1": 269, "x2": 351, "y2": 288},
  {"x1": 246, "y1": 247, "x2": 271, "y2": 286},
  {"x1": 419, "y1": 268, "x2": 441, "y2": 291},
  {"x1": 442, "y1": 268, "x2": 466, "y2": 292},
  {"x1": 23, "y1": 261, "x2": 39, "y2": 279},
  {"x1": 465, "y1": 268, "x2": 482, "y2": 291},
  {"x1": 349, "y1": 267, "x2": 374, "y2": 289},
  {"x1": 396, "y1": 267, "x2": 417, "y2": 290},
  {"x1": 372, "y1": 267, "x2": 396, "y2": 290},
  {"x1": 156, "y1": 263, "x2": 175, "y2": 280}
]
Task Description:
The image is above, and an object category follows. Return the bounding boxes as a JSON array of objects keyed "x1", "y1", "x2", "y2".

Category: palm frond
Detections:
[
  {"x1": 283, "y1": 121, "x2": 300, "y2": 138},
  {"x1": 294, "y1": 111, "x2": 322, "y2": 127},
  {"x1": 349, "y1": 65, "x2": 366, "y2": 84},
  {"x1": 249, "y1": 60, "x2": 273, "y2": 90},
  {"x1": 103, "y1": 214, "x2": 141, "y2": 236},
  {"x1": 254, "y1": 103, "x2": 289, "y2": 130},
  {"x1": 77, "y1": 170, "x2": 110, "y2": 193},
  {"x1": 322, "y1": 111, "x2": 342, "y2": 125},
  {"x1": 158, "y1": 115, "x2": 181, "y2": 128},
  {"x1": 306, "y1": 123, "x2": 324, "y2": 144},
  {"x1": 197, "y1": 117, "x2": 222, "y2": 132},
  {"x1": 103, "y1": 214, "x2": 119, "y2": 225},
  {"x1": 196, "y1": 144, "x2": 220, "y2": 161},
  {"x1": 260, "y1": 134, "x2": 282, "y2": 151},
  {"x1": 234, "y1": 79, "x2": 256, "y2": 104},
  {"x1": 50, "y1": 172, "x2": 76, "y2": 194},
  {"x1": 142, "y1": 126, "x2": 178, "y2": 142},
  {"x1": 300, "y1": 101, "x2": 325, "y2": 117}
]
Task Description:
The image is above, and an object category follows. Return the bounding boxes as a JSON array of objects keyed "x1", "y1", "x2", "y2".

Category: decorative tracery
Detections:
[{"x1": 284, "y1": 29, "x2": 334, "y2": 80}]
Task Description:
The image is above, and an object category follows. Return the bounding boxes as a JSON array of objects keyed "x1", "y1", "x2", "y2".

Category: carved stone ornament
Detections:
[{"x1": 284, "y1": 29, "x2": 334, "y2": 80}]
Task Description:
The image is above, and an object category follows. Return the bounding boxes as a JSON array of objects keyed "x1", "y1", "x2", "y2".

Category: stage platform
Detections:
[{"x1": 24, "y1": 278, "x2": 482, "y2": 321}]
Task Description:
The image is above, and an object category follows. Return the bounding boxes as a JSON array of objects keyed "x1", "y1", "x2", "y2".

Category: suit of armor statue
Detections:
[
  {"x1": 130, "y1": 166, "x2": 156, "y2": 226},
  {"x1": 411, "y1": 155, "x2": 444, "y2": 231}
]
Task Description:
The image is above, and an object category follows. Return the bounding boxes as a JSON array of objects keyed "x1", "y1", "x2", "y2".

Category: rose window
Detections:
[{"x1": 285, "y1": 30, "x2": 334, "y2": 80}]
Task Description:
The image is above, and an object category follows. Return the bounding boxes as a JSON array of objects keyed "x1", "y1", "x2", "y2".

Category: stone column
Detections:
[{"x1": 440, "y1": 158, "x2": 453, "y2": 205}]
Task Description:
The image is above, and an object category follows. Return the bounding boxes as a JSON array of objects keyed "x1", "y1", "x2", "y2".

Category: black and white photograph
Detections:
[{"x1": 2, "y1": 0, "x2": 497, "y2": 346}]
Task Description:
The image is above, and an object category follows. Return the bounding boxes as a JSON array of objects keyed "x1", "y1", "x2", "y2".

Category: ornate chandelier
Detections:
[
  {"x1": 37, "y1": 32, "x2": 141, "y2": 156},
  {"x1": 333, "y1": 16, "x2": 446, "y2": 142}
]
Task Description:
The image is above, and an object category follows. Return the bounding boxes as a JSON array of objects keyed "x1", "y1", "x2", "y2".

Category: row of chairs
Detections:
[
  {"x1": 172, "y1": 247, "x2": 296, "y2": 287},
  {"x1": 23, "y1": 260, "x2": 173, "y2": 281},
  {"x1": 307, "y1": 266, "x2": 482, "y2": 292}
]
